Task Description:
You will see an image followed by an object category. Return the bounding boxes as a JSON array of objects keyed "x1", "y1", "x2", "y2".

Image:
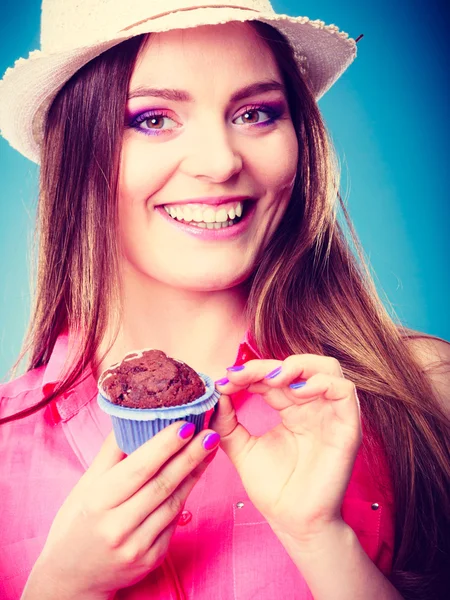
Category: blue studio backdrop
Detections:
[{"x1": 0, "y1": 0, "x2": 449, "y2": 378}]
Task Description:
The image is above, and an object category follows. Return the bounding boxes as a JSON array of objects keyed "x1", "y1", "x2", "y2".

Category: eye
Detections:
[
  {"x1": 129, "y1": 110, "x2": 179, "y2": 135},
  {"x1": 233, "y1": 106, "x2": 279, "y2": 126}
]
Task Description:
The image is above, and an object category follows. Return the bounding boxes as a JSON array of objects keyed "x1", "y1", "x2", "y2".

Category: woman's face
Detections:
[{"x1": 119, "y1": 22, "x2": 298, "y2": 291}]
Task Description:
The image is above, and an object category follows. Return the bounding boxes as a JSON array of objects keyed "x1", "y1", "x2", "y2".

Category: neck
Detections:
[{"x1": 96, "y1": 274, "x2": 250, "y2": 382}]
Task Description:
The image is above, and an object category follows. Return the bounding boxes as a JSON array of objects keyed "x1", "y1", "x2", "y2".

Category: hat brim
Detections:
[{"x1": 0, "y1": 7, "x2": 356, "y2": 163}]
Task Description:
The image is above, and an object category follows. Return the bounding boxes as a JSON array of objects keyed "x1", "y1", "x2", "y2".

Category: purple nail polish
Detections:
[
  {"x1": 203, "y1": 432, "x2": 220, "y2": 451},
  {"x1": 178, "y1": 422, "x2": 196, "y2": 439},
  {"x1": 215, "y1": 377, "x2": 229, "y2": 386},
  {"x1": 265, "y1": 366, "x2": 282, "y2": 379},
  {"x1": 289, "y1": 381, "x2": 307, "y2": 389},
  {"x1": 226, "y1": 365, "x2": 245, "y2": 372}
]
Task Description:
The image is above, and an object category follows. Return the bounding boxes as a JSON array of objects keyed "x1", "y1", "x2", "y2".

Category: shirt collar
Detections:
[
  {"x1": 42, "y1": 330, "x2": 71, "y2": 393},
  {"x1": 236, "y1": 329, "x2": 261, "y2": 363},
  {"x1": 42, "y1": 329, "x2": 261, "y2": 423},
  {"x1": 42, "y1": 330, "x2": 98, "y2": 422}
]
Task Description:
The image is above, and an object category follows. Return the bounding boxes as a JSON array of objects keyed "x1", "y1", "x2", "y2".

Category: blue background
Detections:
[{"x1": 1, "y1": 1, "x2": 449, "y2": 379}]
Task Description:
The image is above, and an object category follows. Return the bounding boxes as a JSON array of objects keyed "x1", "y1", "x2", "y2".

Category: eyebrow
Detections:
[{"x1": 127, "y1": 80, "x2": 286, "y2": 103}]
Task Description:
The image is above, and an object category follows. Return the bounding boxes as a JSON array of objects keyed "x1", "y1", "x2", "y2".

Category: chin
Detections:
[{"x1": 165, "y1": 268, "x2": 252, "y2": 292}]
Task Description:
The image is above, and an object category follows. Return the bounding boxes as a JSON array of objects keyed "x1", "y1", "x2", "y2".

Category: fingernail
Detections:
[
  {"x1": 215, "y1": 377, "x2": 229, "y2": 386},
  {"x1": 265, "y1": 366, "x2": 282, "y2": 379},
  {"x1": 203, "y1": 432, "x2": 220, "y2": 451},
  {"x1": 178, "y1": 422, "x2": 196, "y2": 439},
  {"x1": 226, "y1": 365, "x2": 245, "y2": 372},
  {"x1": 289, "y1": 381, "x2": 307, "y2": 389}
]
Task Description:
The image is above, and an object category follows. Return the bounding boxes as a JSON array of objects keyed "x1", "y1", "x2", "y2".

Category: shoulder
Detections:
[
  {"x1": 0, "y1": 366, "x2": 46, "y2": 419},
  {"x1": 401, "y1": 331, "x2": 450, "y2": 416}
]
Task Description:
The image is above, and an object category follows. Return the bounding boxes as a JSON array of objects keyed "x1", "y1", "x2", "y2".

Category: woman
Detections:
[{"x1": 0, "y1": 1, "x2": 449, "y2": 599}]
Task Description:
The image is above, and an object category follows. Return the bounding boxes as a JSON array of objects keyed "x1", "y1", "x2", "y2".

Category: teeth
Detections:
[
  {"x1": 192, "y1": 207, "x2": 203, "y2": 222},
  {"x1": 162, "y1": 199, "x2": 247, "y2": 225},
  {"x1": 185, "y1": 219, "x2": 237, "y2": 229},
  {"x1": 215, "y1": 208, "x2": 228, "y2": 223},
  {"x1": 203, "y1": 208, "x2": 216, "y2": 223},
  {"x1": 164, "y1": 202, "x2": 243, "y2": 223},
  {"x1": 183, "y1": 206, "x2": 193, "y2": 222}
]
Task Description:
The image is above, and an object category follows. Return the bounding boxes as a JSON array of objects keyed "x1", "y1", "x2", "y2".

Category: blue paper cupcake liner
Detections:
[{"x1": 97, "y1": 371, "x2": 220, "y2": 454}]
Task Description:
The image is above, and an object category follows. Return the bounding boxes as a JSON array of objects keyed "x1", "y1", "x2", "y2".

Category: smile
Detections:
[
  {"x1": 156, "y1": 199, "x2": 255, "y2": 240},
  {"x1": 162, "y1": 200, "x2": 244, "y2": 229}
]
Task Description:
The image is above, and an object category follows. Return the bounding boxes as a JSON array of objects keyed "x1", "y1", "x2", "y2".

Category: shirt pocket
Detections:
[
  {"x1": 0, "y1": 536, "x2": 47, "y2": 599},
  {"x1": 341, "y1": 497, "x2": 393, "y2": 574},
  {"x1": 232, "y1": 499, "x2": 313, "y2": 600}
]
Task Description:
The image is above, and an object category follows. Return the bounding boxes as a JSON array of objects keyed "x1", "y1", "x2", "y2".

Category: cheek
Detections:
[
  {"x1": 119, "y1": 138, "x2": 174, "y2": 205},
  {"x1": 258, "y1": 131, "x2": 298, "y2": 239},
  {"x1": 254, "y1": 129, "x2": 298, "y2": 192},
  {"x1": 275, "y1": 131, "x2": 298, "y2": 185},
  {"x1": 117, "y1": 144, "x2": 157, "y2": 256}
]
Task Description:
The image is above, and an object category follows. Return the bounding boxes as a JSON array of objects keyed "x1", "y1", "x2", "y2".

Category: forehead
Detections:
[{"x1": 130, "y1": 22, "x2": 282, "y2": 91}]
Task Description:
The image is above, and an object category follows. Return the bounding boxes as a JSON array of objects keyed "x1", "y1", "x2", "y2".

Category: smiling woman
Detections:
[
  {"x1": 0, "y1": 2, "x2": 449, "y2": 600},
  {"x1": 116, "y1": 26, "x2": 297, "y2": 297}
]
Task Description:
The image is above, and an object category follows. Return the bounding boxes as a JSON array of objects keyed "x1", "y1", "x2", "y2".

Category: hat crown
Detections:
[
  {"x1": 2, "y1": 0, "x2": 356, "y2": 163},
  {"x1": 41, "y1": 0, "x2": 274, "y2": 53}
]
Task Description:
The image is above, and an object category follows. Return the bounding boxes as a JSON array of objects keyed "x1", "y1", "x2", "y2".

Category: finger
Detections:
[
  {"x1": 90, "y1": 431, "x2": 126, "y2": 471},
  {"x1": 214, "y1": 379, "x2": 276, "y2": 396},
  {"x1": 277, "y1": 354, "x2": 345, "y2": 384},
  {"x1": 216, "y1": 370, "x2": 293, "y2": 413},
  {"x1": 288, "y1": 372, "x2": 357, "y2": 404},
  {"x1": 75, "y1": 432, "x2": 126, "y2": 492},
  {"x1": 288, "y1": 373, "x2": 361, "y2": 424},
  {"x1": 211, "y1": 394, "x2": 253, "y2": 467},
  {"x1": 109, "y1": 427, "x2": 220, "y2": 522},
  {"x1": 99, "y1": 420, "x2": 199, "y2": 508},
  {"x1": 216, "y1": 355, "x2": 345, "y2": 394},
  {"x1": 140, "y1": 518, "x2": 179, "y2": 572},
  {"x1": 221, "y1": 359, "x2": 281, "y2": 384},
  {"x1": 130, "y1": 448, "x2": 218, "y2": 548},
  {"x1": 215, "y1": 359, "x2": 282, "y2": 395},
  {"x1": 117, "y1": 514, "x2": 180, "y2": 575}
]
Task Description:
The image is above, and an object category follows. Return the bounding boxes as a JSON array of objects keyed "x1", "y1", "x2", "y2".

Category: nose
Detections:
[{"x1": 179, "y1": 122, "x2": 243, "y2": 183}]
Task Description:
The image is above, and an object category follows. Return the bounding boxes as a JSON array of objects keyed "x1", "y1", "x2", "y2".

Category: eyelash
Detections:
[{"x1": 127, "y1": 104, "x2": 283, "y2": 136}]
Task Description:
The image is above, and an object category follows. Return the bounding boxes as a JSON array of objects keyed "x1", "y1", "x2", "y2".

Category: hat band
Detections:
[
  {"x1": 121, "y1": 4, "x2": 260, "y2": 33},
  {"x1": 41, "y1": 0, "x2": 270, "y2": 53}
]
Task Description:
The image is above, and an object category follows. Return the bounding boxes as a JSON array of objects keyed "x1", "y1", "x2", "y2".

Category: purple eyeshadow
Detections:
[
  {"x1": 125, "y1": 99, "x2": 287, "y2": 136},
  {"x1": 246, "y1": 100, "x2": 286, "y2": 127}
]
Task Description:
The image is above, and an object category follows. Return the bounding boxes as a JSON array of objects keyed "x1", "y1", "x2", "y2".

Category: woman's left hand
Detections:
[{"x1": 210, "y1": 355, "x2": 362, "y2": 545}]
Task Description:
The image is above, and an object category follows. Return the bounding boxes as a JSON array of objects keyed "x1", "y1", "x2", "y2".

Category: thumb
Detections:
[
  {"x1": 210, "y1": 394, "x2": 253, "y2": 467},
  {"x1": 68, "y1": 431, "x2": 126, "y2": 499},
  {"x1": 83, "y1": 431, "x2": 126, "y2": 480}
]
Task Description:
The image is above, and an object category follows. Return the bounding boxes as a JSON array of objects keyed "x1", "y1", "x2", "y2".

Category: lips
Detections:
[
  {"x1": 163, "y1": 200, "x2": 244, "y2": 224},
  {"x1": 158, "y1": 195, "x2": 256, "y2": 207},
  {"x1": 155, "y1": 198, "x2": 256, "y2": 240}
]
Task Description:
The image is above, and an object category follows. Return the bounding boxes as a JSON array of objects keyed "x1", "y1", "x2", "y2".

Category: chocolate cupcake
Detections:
[
  {"x1": 100, "y1": 349, "x2": 206, "y2": 409},
  {"x1": 97, "y1": 349, "x2": 220, "y2": 454}
]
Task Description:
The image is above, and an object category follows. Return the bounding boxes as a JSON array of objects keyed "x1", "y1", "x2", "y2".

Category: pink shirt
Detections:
[{"x1": 0, "y1": 333, "x2": 395, "y2": 599}]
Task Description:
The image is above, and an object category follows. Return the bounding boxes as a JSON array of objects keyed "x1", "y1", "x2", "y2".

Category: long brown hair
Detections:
[{"x1": 2, "y1": 22, "x2": 449, "y2": 598}]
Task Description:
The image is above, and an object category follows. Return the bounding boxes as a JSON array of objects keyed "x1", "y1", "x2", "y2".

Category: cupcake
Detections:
[{"x1": 97, "y1": 349, "x2": 220, "y2": 454}]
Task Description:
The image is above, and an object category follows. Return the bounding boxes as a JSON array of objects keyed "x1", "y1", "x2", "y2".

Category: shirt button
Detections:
[
  {"x1": 236, "y1": 501, "x2": 245, "y2": 509},
  {"x1": 371, "y1": 503, "x2": 380, "y2": 510},
  {"x1": 178, "y1": 510, "x2": 192, "y2": 526}
]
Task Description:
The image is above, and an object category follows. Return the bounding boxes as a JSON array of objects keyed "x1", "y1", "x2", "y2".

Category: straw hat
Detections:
[{"x1": 0, "y1": 0, "x2": 357, "y2": 164}]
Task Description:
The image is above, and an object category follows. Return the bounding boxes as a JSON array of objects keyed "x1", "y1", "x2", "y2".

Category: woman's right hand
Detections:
[{"x1": 21, "y1": 422, "x2": 220, "y2": 600}]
